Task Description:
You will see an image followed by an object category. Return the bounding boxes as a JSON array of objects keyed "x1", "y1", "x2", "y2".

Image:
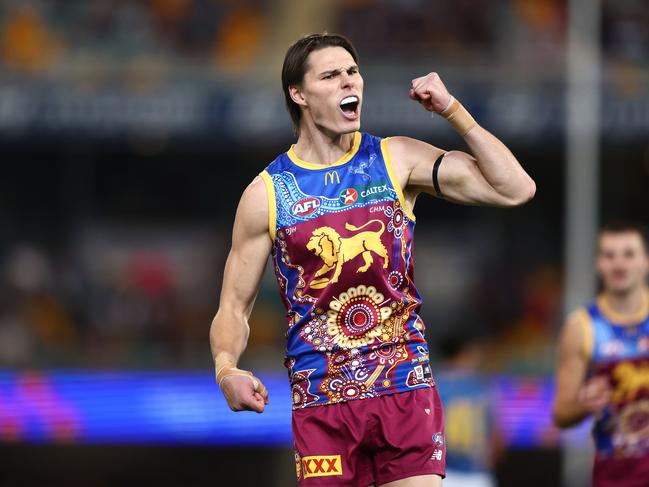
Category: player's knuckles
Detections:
[
  {"x1": 428, "y1": 79, "x2": 444, "y2": 92},
  {"x1": 412, "y1": 78, "x2": 428, "y2": 91},
  {"x1": 254, "y1": 378, "x2": 267, "y2": 393},
  {"x1": 419, "y1": 72, "x2": 436, "y2": 84},
  {"x1": 228, "y1": 376, "x2": 255, "y2": 393}
]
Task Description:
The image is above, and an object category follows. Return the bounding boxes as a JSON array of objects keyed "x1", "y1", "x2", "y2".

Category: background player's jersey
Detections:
[
  {"x1": 582, "y1": 297, "x2": 649, "y2": 460},
  {"x1": 260, "y1": 132, "x2": 433, "y2": 409},
  {"x1": 436, "y1": 369, "x2": 493, "y2": 475}
]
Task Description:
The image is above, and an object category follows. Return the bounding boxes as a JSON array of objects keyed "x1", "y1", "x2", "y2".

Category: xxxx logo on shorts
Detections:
[{"x1": 301, "y1": 455, "x2": 343, "y2": 479}]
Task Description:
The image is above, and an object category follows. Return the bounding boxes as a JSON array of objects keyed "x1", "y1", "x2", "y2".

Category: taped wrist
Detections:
[
  {"x1": 215, "y1": 361, "x2": 264, "y2": 393},
  {"x1": 440, "y1": 96, "x2": 477, "y2": 136}
]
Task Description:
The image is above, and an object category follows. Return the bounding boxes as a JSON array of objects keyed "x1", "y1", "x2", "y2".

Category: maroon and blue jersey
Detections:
[
  {"x1": 579, "y1": 294, "x2": 649, "y2": 486},
  {"x1": 260, "y1": 132, "x2": 434, "y2": 409}
]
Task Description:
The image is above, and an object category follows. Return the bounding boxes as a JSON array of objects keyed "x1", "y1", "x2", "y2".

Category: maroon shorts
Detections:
[
  {"x1": 292, "y1": 387, "x2": 446, "y2": 486},
  {"x1": 594, "y1": 455, "x2": 649, "y2": 487}
]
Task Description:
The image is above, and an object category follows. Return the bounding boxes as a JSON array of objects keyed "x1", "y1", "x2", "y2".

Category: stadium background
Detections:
[{"x1": 0, "y1": 0, "x2": 647, "y2": 486}]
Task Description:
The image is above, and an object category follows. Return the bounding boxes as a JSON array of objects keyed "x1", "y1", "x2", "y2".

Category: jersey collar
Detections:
[{"x1": 287, "y1": 132, "x2": 361, "y2": 170}]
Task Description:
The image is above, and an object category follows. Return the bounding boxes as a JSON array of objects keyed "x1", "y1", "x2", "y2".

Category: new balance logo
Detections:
[
  {"x1": 431, "y1": 449, "x2": 443, "y2": 461},
  {"x1": 301, "y1": 455, "x2": 343, "y2": 479}
]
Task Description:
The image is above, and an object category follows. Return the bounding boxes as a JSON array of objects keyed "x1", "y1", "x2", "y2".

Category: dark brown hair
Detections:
[
  {"x1": 599, "y1": 221, "x2": 649, "y2": 253},
  {"x1": 281, "y1": 33, "x2": 358, "y2": 133}
]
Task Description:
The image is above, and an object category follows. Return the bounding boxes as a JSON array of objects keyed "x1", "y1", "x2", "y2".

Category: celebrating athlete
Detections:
[
  {"x1": 553, "y1": 223, "x2": 649, "y2": 487},
  {"x1": 210, "y1": 33, "x2": 535, "y2": 486}
]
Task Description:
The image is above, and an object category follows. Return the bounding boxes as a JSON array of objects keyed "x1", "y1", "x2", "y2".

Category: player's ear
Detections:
[{"x1": 289, "y1": 85, "x2": 307, "y2": 107}]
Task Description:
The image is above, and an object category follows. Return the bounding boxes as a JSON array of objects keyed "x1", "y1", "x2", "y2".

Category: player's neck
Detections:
[
  {"x1": 600, "y1": 286, "x2": 649, "y2": 322},
  {"x1": 293, "y1": 126, "x2": 356, "y2": 167}
]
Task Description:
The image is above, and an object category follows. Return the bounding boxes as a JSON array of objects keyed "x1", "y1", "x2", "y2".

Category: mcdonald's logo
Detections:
[
  {"x1": 301, "y1": 455, "x2": 343, "y2": 479},
  {"x1": 324, "y1": 171, "x2": 340, "y2": 186}
]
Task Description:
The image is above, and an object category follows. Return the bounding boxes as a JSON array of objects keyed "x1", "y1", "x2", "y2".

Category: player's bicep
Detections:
[
  {"x1": 390, "y1": 137, "x2": 517, "y2": 206},
  {"x1": 554, "y1": 314, "x2": 590, "y2": 410},
  {"x1": 426, "y1": 151, "x2": 519, "y2": 206},
  {"x1": 219, "y1": 177, "x2": 272, "y2": 318}
]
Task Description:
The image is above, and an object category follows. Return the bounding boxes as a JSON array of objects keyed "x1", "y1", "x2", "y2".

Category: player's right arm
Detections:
[
  {"x1": 210, "y1": 175, "x2": 272, "y2": 413},
  {"x1": 552, "y1": 311, "x2": 611, "y2": 428}
]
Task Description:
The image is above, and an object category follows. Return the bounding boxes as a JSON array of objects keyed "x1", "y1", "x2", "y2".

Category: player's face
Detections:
[
  {"x1": 597, "y1": 232, "x2": 649, "y2": 294},
  {"x1": 297, "y1": 47, "x2": 363, "y2": 135}
]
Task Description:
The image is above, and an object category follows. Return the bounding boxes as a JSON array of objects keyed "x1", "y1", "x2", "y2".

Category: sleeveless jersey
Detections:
[
  {"x1": 581, "y1": 294, "x2": 649, "y2": 486},
  {"x1": 260, "y1": 132, "x2": 434, "y2": 409}
]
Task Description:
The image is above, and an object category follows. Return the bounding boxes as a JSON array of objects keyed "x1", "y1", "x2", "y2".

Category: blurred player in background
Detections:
[
  {"x1": 210, "y1": 33, "x2": 535, "y2": 486},
  {"x1": 553, "y1": 223, "x2": 649, "y2": 487},
  {"x1": 436, "y1": 333, "x2": 499, "y2": 487}
]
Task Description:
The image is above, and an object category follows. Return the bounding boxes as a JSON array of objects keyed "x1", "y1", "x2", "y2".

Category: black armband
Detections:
[{"x1": 432, "y1": 153, "x2": 446, "y2": 198}]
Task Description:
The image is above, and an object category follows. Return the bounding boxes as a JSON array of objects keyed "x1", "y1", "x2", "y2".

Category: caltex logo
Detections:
[{"x1": 340, "y1": 188, "x2": 358, "y2": 205}]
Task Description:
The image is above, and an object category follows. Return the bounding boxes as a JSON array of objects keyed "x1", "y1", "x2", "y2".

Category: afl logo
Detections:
[
  {"x1": 340, "y1": 188, "x2": 358, "y2": 205},
  {"x1": 292, "y1": 197, "x2": 321, "y2": 217}
]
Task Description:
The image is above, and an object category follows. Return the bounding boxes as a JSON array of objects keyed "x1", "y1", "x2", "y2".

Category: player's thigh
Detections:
[
  {"x1": 372, "y1": 388, "x2": 446, "y2": 484},
  {"x1": 292, "y1": 403, "x2": 373, "y2": 486},
  {"x1": 379, "y1": 473, "x2": 443, "y2": 487}
]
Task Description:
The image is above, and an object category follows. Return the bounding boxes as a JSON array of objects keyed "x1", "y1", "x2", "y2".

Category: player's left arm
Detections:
[{"x1": 388, "y1": 72, "x2": 536, "y2": 207}]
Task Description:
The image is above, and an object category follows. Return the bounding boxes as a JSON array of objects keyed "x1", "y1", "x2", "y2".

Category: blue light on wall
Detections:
[
  {"x1": 0, "y1": 370, "x2": 292, "y2": 445},
  {"x1": 0, "y1": 370, "x2": 584, "y2": 448}
]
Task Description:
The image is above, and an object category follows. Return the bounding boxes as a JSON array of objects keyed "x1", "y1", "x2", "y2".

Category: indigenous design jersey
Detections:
[
  {"x1": 581, "y1": 296, "x2": 649, "y2": 460},
  {"x1": 260, "y1": 132, "x2": 433, "y2": 409}
]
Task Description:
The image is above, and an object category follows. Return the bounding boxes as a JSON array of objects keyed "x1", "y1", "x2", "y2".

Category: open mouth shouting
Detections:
[{"x1": 340, "y1": 95, "x2": 361, "y2": 120}]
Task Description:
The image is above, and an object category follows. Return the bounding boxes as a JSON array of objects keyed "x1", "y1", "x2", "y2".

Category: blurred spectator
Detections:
[
  {"x1": 603, "y1": 0, "x2": 649, "y2": 63},
  {"x1": 213, "y1": 2, "x2": 264, "y2": 71},
  {"x1": 0, "y1": 2, "x2": 62, "y2": 72},
  {"x1": 1, "y1": 245, "x2": 75, "y2": 365}
]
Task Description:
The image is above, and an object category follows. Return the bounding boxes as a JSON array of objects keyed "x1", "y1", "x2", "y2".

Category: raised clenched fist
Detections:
[{"x1": 409, "y1": 72, "x2": 452, "y2": 114}]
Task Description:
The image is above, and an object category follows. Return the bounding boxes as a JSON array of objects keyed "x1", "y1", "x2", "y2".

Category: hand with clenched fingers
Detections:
[
  {"x1": 578, "y1": 375, "x2": 612, "y2": 416},
  {"x1": 409, "y1": 72, "x2": 452, "y2": 114},
  {"x1": 217, "y1": 363, "x2": 269, "y2": 413}
]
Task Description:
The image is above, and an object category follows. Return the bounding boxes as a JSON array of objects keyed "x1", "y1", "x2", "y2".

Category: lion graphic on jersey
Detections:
[
  {"x1": 306, "y1": 219, "x2": 389, "y2": 289},
  {"x1": 612, "y1": 361, "x2": 649, "y2": 404}
]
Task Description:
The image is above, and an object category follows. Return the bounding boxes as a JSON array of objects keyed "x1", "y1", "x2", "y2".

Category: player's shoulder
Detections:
[
  {"x1": 566, "y1": 306, "x2": 592, "y2": 328},
  {"x1": 234, "y1": 175, "x2": 270, "y2": 236},
  {"x1": 553, "y1": 306, "x2": 592, "y2": 361},
  {"x1": 382, "y1": 135, "x2": 423, "y2": 151},
  {"x1": 240, "y1": 175, "x2": 269, "y2": 209},
  {"x1": 561, "y1": 306, "x2": 594, "y2": 351},
  {"x1": 263, "y1": 151, "x2": 291, "y2": 175},
  {"x1": 381, "y1": 135, "x2": 444, "y2": 169}
]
